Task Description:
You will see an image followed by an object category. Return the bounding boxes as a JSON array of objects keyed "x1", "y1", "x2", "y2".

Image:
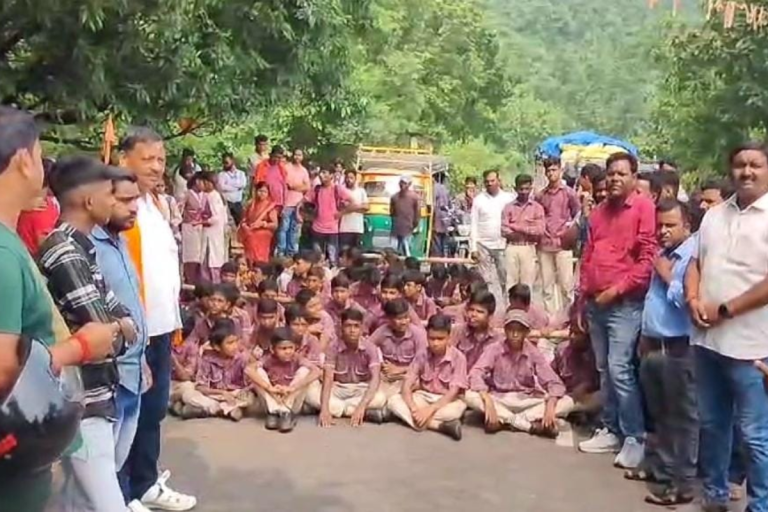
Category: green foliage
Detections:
[{"x1": 646, "y1": 5, "x2": 768, "y2": 175}]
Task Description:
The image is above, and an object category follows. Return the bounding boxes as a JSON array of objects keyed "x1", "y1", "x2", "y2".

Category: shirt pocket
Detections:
[
  {"x1": 334, "y1": 356, "x2": 351, "y2": 378},
  {"x1": 437, "y1": 363, "x2": 454, "y2": 386},
  {"x1": 207, "y1": 369, "x2": 225, "y2": 390}
]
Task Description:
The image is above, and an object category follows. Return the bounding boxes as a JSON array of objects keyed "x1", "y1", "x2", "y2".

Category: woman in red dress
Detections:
[{"x1": 238, "y1": 181, "x2": 278, "y2": 263}]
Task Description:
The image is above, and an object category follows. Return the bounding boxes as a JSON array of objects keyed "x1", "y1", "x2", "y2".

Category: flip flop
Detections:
[
  {"x1": 644, "y1": 488, "x2": 694, "y2": 507},
  {"x1": 623, "y1": 468, "x2": 661, "y2": 483}
]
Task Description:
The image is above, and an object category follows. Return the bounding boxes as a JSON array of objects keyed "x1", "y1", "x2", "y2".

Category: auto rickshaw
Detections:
[{"x1": 356, "y1": 146, "x2": 448, "y2": 258}]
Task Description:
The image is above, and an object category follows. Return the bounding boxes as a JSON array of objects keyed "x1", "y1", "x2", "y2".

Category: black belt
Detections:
[{"x1": 645, "y1": 336, "x2": 690, "y2": 357}]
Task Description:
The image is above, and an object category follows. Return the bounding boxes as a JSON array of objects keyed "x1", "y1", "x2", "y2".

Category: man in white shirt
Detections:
[
  {"x1": 118, "y1": 128, "x2": 197, "y2": 512},
  {"x1": 217, "y1": 151, "x2": 247, "y2": 225},
  {"x1": 339, "y1": 169, "x2": 369, "y2": 250},
  {"x1": 686, "y1": 142, "x2": 768, "y2": 512},
  {"x1": 470, "y1": 169, "x2": 516, "y2": 309}
]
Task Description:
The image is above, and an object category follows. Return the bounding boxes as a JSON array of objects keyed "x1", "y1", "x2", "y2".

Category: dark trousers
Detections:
[
  {"x1": 338, "y1": 232, "x2": 362, "y2": 251},
  {"x1": 639, "y1": 338, "x2": 699, "y2": 493},
  {"x1": 227, "y1": 201, "x2": 243, "y2": 225},
  {"x1": 0, "y1": 468, "x2": 52, "y2": 512},
  {"x1": 119, "y1": 332, "x2": 172, "y2": 500},
  {"x1": 430, "y1": 231, "x2": 449, "y2": 257}
]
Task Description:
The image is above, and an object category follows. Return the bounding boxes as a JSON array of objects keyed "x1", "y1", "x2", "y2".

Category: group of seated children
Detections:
[{"x1": 169, "y1": 249, "x2": 599, "y2": 441}]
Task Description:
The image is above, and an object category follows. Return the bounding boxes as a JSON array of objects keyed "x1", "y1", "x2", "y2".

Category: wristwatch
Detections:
[{"x1": 718, "y1": 303, "x2": 733, "y2": 319}]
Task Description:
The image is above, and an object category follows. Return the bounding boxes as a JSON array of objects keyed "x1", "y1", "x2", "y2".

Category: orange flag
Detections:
[{"x1": 102, "y1": 114, "x2": 117, "y2": 164}]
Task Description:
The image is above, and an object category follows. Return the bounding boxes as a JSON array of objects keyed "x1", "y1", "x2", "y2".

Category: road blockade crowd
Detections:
[{"x1": 1, "y1": 103, "x2": 768, "y2": 512}]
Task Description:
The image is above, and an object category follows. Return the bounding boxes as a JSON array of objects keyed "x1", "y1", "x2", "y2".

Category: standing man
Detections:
[
  {"x1": 470, "y1": 169, "x2": 516, "y2": 309},
  {"x1": 0, "y1": 106, "x2": 116, "y2": 512},
  {"x1": 339, "y1": 168, "x2": 369, "y2": 250},
  {"x1": 686, "y1": 143, "x2": 768, "y2": 512},
  {"x1": 308, "y1": 167, "x2": 351, "y2": 266},
  {"x1": 431, "y1": 174, "x2": 452, "y2": 257},
  {"x1": 217, "y1": 152, "x2": 247, "y2": 225},
  {"x1": 277, "y1": 148, "x2": 310, "y2": 257},
  {"x1": 501, "y1": 173, "x2": 545, "y2": 292},
  {"x1": 390, "y1": 175, "x2": 420, "y2": 256},
  {"x1": 38, "y1": 156, "x2": 137, "y2": 512},
  {"x1": 698, "y1": 179, "x2": 733, "y2": 212},
  {"x1": 578, "y1": 153, "x2": 656, "y2": 469},
  {"x1": 454, "y1": 176, "x2": 477, "y2": 221},
  {"x1": 247, "y1": 134, "x2": 270, "y2": 179},
  {"x1": 118, "y1": 129, "x2": 197, "y2": 511},
  {"x1": 91, "y1": 173, "x2": 149, "y2": 504},
  {"x1": 639, "y1": 199, "x2": 698, "y2": 506},
  {"x1": 255, "y1": 146, "x2": 287, "y2": 214},
  {"x1": 536, "y1": 157, "x2": 580, "y2": 315}
]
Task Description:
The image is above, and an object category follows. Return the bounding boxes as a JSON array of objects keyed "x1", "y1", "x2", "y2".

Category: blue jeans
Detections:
[
  {"x1": 587, "y1": 299, "x2": 644, "y2": 440},
  {"x1": 695, "y1": 346, "x2": 768, "y2": 511},
  {"x1": 120, "y1": 333, "x2": 172, "y2": 500},
  {"x1": 114, "y1": 386, "x2": 141, "y2": 499},
  {"x1": 392, "y1": 235, "x2": 412, "y2": 256},
  {"x1": 276, "y1": 206, "x2": 300, "y2": 256}
]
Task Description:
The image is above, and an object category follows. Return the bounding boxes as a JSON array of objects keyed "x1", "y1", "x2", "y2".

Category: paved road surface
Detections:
[{"x1": 161, "y1": 416, "x2": 668, "y2": 512}]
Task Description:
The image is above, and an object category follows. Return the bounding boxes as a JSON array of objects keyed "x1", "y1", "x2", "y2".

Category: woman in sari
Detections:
[{"x1": 239, "y1": 181, "x2": 278, "y2": 263}]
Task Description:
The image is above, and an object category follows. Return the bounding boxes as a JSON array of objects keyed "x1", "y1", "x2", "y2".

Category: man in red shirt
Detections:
[{"x1": 577, "y1": 152, "x2": 657, "y2": 469}]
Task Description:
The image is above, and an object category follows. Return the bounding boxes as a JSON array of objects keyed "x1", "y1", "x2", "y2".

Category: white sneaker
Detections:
[
  {"x1": 613, "y1": 437, "x2": 645, "y2": 469},
  {"x1": 128, "y1": 500, "x2": 153, "y2": 512},
  {"x1": 140, "y1": 470, "x2": 197, "y2": 511},
  {"x1": 578, "y1": 427, "x2": 621, "y2": 454}
]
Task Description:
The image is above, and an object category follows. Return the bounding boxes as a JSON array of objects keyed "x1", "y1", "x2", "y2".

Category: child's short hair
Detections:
[
  {"x1": 194, "y1": 281, "x2": 214, "y2": 299},
  {"x1": 431, "y1": 263, "x2": 448, "y2": 281},
  {"x1": 181, "y1": 307, "x2": 196, "y2": 338},
  {"x1": 257, "y1": 279, "x2": 279, "y2": 295},
  {"x1": 294, "y1": 289, "x2": 316, "y2": 307},
  {"x1": 380, "y1": 273, "x2": 404, "y2": 292},
  {"x1": 216, "y1": 283, "x2": 240, "y2": 306},
  {"x1": 331, "y1": 273, "x2": 351, "y2": 290},
  {"x1": 402, "y1": 269, "x2": 426, "y2": 287},
  {"x1": 256, "y1": 298, "x2": 278, "y2": 315},
  {"x1": 507, "y1": 284, "x2": 532, "y2": 307},
  {"x1": 209, "y1": 318, "x2": 237, "y2": 347},
  {"x1": 468, "y1": 290, "x2": 496, "y2": 315},
  {"x1": 448, "y1": 263, "x2": 466, "y2": 279},
  {"x1": 341, "y1": 246, "x2": 363, "y2": 266},
  {"x1": 284, "y1": 303, "x2": 307, "y2": 325},
  {"x1": 360, "y1": 264, "x2": 382, "y2": 286},
  {"x1": 404, "y1": 256, "x2": 420, "y2": 271},
  {"x1": 341, "y1": 308, "x2": 365, "y2": 324},
  {"x1": 427, "y1": 314, "x2": 452, "y2": 332},
  {"x1": 295, "y1": 249, "x2": 321, "y2": 265},
  {"x1": 307, "y1": 266, "x2": 325, "y2": 280},
  {"x1": 221, "y1": 260, "x2": 239, "y2": 275},
  {"x1": 383, "y1": 298, "x2": 410, "y2": 317},
  {"x1": 270, "y1": 327, "x2": 299, "y2": 347}
]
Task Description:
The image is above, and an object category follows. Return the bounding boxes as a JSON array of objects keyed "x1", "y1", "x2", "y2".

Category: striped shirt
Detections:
[{"x1": 38, "y1": 222, "x2": 132, "y2": 419}]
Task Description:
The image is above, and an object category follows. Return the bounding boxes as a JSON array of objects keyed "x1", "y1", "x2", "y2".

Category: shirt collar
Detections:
[
  {"x1": 58, "y1": 221, "x2": 96, "y2": 253},
  {"x1": 91, "y1": 225, "x2": 122, "y2": 245},
  {"x1": 726, "y1": 190, "x2": 768, "y2": 212}
]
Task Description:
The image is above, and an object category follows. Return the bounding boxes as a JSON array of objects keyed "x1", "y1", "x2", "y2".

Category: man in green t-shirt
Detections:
[{"x1": 0, "y1": 107, "x2": 118, "y2": 511}]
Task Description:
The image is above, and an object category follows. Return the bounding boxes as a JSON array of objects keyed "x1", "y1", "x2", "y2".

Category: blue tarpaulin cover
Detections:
[{"x1": 536, "y1": 131, "x2": 638, "y2": 158}]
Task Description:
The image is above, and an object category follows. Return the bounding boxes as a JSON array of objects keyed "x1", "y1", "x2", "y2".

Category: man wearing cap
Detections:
[
  {"x1": 37, "y1": 156, "x2": 140, "y2": 512},
  {"x1": 390, "y1": 175, "x2": 420, "y2": 256},
  {"x1": 464, "y1": 310, "x2": 574, "y2": 438}
]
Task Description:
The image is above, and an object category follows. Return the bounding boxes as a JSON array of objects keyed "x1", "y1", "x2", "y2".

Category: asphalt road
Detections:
[{"x1": 159, "y1": 416, "x2": 670, "y2": 512}]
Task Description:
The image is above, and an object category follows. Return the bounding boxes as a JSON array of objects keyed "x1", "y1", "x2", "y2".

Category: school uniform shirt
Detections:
[
  {"x1": 535, "y1": 185, "x2": 580, "y2": 252},
  {"x1": 469, "y1": 340, "x2": 566, "y2": 398},
  {"x1": 258, "y1": 353, "x2": 313, "y2": 386},
  {"x1": 324, "y1": 339, "x2": 383, "y2": 384},
  {"x1": 450, "y1": 323, "x2": 504, "y2": 370},
  {"x1": 350, "y1": 282, "x2": 380, "y2": 311},
  {"x1": 299, "y1": 333, "x2": 325, "y2": 366},
  {"x1": 409, "y1": 292, "x2": 439, "y2": 322},
  {"x1": 550, "y1": 341, "x2": 599, "y2": 394},
  {"x1": 368, "y1": 324, "x2": 427, "y2": 366},
  {"x1": 186, "y1": 314, "x2": 246, "y2": 348},
  {"x1": 407, "y1": 346, "x2": 468, "y2": 395},
  {"x1": 195, "y1": 350, "x2": 249, "y2": 390},
  {"x1": 310, "y1": 310, "x2": 337, "y2": 342},
  {"x1": 172, "y1": 338, "x2": 200, "y2": 381}
]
